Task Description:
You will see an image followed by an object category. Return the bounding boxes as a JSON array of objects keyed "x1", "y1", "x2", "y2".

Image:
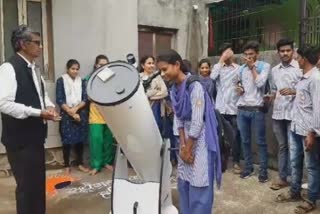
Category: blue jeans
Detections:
[
  {"x1": 237, "y1": 110, "x2": 268, "y2": 176},
  {"x1": 272, "y1": 119, "x2": 291, "y2": 181},
  {"x1": 290, "y1": 132, "x2": 320, "y2": 203}
]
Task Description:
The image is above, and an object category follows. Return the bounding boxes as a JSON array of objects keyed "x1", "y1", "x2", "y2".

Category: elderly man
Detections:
[{"x1": 0, "y1": 25, "x2": 60, "y2": 214}]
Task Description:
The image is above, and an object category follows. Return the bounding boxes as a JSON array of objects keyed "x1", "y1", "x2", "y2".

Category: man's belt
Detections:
[{"x1": 238, "y1": 106, "x2": 264, "y2": 112}]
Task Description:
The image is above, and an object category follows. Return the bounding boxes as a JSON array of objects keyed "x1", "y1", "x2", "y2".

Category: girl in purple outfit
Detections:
[{"x1": 157, "y1": 50, "x2": 221, "y2": 214}]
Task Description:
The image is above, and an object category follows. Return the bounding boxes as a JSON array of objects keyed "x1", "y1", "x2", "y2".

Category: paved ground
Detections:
[{"x1": 0, "y1": 165, "x2": 319, "y2": 214}]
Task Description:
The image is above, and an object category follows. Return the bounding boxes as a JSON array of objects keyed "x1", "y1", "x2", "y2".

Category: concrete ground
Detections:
[{"x1": 0, "y1": 166, "x2": 319, "y2": 214}]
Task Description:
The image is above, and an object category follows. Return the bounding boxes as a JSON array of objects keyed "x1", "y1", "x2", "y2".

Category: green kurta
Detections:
[{"x1": 89, "y1": 124, "x2": 116, "y2": 171}]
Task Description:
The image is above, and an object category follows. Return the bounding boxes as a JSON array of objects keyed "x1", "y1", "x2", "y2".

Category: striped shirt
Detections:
[
  {"x1": 270, "y1": 60, "x2": 302, "y2": 120},
  {"x1": 175, "y1": 82, "x2": 209, "y2": 187},
  {"x1": 237, "y1": 61, "x2": 271, "y2": 107},
  {"x1": 291, "y1": 67, "x2": 320, "y2": 136},
  {"x1": 211, "y1": 63, "x2": 240, "y2": 115}
]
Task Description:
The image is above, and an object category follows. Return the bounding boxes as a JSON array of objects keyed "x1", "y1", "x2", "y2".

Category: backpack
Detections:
[{"x1": 239, "y1": 61, "x2": 271, "y2": 113}]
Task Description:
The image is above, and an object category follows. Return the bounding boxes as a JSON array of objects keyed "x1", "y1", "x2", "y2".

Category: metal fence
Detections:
[
  {"x1": 304, "y1": 16, "x2": 320, "y2": 45},
  {"x1": 208, "y1": 0, "x2": 320, "y2": 56}
]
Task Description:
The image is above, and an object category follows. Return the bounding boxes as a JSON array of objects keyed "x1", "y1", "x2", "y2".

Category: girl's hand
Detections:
[
  {"x1": 69, "y1": 106, "x2": 78, "y2": 115},
  {"x1": 72, "y1": 114, "x2": 81, "y2": 122},
  {"x1": 180, "y1": 138, "x2": 194, "y2": 164}
]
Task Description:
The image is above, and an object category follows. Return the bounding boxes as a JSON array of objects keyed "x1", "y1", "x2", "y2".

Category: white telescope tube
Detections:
[{"x1": 87, "y1": 61, "x2": 178, "y2": 214}]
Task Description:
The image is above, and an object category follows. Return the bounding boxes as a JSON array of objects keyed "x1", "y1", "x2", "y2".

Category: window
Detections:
[
  {"x1": 304, "y1": 0, "x2": 320, "y2": 45},
  {"x1": 138, "y1": 26, "x2": 176, "y2": 59},
  {"x1": 0, "y1": 0, "x2": 54, "y2": 80}
]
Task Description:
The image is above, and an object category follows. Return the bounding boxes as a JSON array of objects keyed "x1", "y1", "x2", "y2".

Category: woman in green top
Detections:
[{"x1": 85, "y1": 55, "x2": 116, "y2": 175}]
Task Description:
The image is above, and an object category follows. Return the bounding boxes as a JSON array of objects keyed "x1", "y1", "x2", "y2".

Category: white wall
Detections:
[
  {"x1": 43, "y1": 0, "x2": 138, "y2": 149},
  {"x1": 44, "y1": 0, "x2": 138, "y2": 149},
  {"x1": 0, "y1": 0, "x2": 138, "y2": 153},
  {"x1": 52, "y1": 0, "x2": 138, "y2": 79}
]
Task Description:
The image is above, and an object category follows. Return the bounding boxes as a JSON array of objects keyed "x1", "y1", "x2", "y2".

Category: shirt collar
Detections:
[
  {"x1": 17, "y1": 53, "x2": 36, "y2": 69},
  {"x1": 302, "y1": 67, "x2": 317, "y2": 79},
  {"x1": 279, "y1": 59, "x2": 299, "y2": 69}
]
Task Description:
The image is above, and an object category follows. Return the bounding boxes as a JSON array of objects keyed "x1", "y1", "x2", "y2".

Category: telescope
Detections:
[{"x1": 86, "y1": 61, "x2": 178, "y2": 214}]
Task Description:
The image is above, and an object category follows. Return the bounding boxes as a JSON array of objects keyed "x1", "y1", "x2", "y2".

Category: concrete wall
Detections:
[{"x1": 137, "y1": 0, "x2": 218, "y2": 67}]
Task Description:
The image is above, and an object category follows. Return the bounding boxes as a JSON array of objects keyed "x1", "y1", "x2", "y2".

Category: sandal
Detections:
[
  {"x1": 294, "y1": 200, "x2": 315, "y2": 214},
  {"x1": 275, "y1": 191, "x2": 301, "y2": 203},
  {"x1": 270, "y1": 179, "x2": 289, "y2": 191}
]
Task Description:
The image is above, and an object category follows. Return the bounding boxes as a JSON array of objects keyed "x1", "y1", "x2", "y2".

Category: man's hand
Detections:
[
  {"x1": 179, "y1": 138, "x2": 194, "y2": 164},
  {"x1": 305, "y1": 132, "x2": 316, "y2": 152},
  {"x1": 242, "y1": 56, "x2": 255, "y2": 69},
  {"x1": 236, "y1": 86, "x2": 244, "y2": 96},
  {"x1": 279, "y1": 88, "x2": 296, "y2": 96},
  {"x1": 47, "y1": 107, "x2": 58, "y2": 116},
  {"x1": 46, "y1": 107, "x2": 61, "y2": 122},
  {"x1": 263, "y1": 94, "x2": 275, "y2": 104},
  {"x1": 41, "y1": 110, "x2": 61, "y2": 121},
  {"x1": 219, "y1": 49, "x2": 234, "y2": 64}
]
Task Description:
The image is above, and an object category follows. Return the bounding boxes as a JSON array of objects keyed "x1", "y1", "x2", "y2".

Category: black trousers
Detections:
[
  {"x1": 6, "y1": 142, "x2": 46, "y2": 214},
  {"x1": 222, "y1": 114, "x2": 241, "y2": 163},
  {"x1": 62, "y1": 143, "x2": 84, "y2": 167}
]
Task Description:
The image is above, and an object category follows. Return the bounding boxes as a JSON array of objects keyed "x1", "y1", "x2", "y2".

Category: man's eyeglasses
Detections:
[{"x1": 27, "y1": 40, "x2": 42, "y2": 46}]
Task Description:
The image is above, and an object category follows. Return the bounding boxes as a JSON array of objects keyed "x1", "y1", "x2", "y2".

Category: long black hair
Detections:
[{"x1": 157, "y1": 49, "x2": 188, "y2": 74}]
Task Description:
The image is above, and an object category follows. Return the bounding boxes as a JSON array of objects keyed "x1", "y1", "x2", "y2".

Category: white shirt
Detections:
[
  {"x1": 236, "y1": 61, "x2": 271, "y2": 107},
  {"x1": 270, "y1": 60, "x2": 302, "y2": 120},
  {"x1": 211, "y1": 63, "x2": 240, "y2": 115},
  {"x1": 0, "y1": 53, "x2": 54, "y2": 119}
]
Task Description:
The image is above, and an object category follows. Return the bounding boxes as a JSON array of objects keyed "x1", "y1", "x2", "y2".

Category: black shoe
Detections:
[
  {"x1": 258, "y1": 174, "x2": 269, "y2": 183},
  {"x1": 240, "y1": 169, "x2": 254, "y2": 179}
]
